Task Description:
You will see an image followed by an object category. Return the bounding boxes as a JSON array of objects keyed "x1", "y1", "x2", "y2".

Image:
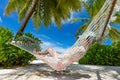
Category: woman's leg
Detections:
[{"x1": 39, "y1": 48, "x2": 57, "y2": 57}]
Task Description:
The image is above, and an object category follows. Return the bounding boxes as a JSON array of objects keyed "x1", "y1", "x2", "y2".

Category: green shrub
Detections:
[
  {"x1": 0, "y1": 26, "x2": 40, "y2": 67},
  {"x1": 79, "y1": 42, "x2": 120, "y2": 66}
]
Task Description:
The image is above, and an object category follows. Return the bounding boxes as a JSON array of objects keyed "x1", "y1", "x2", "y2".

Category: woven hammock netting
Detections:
[{"x1": 9, "y1": 0, "x2": 120, "y2": 71}]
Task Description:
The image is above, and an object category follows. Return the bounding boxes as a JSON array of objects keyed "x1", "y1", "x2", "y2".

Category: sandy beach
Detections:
[{"x1": 0, "y1": 60, "x2": 120, "y2": 80}]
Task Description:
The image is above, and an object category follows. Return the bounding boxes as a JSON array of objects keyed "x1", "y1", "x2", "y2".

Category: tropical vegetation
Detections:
[
  {"x1": 79, "y1": 42, "x2": 120, "y2": 66},
  {"x1": 72, "y1": 0, "x2": 120, "y2": 43},
  {"x1": 5, "y1": 0, "x2": 82, "y2": 36},
  {"x1": 73, "y1": 0, "x2": 120, "y2": 66},
  {"x1": 0, "y1": 26, "x2": 41, "y2": 67}
]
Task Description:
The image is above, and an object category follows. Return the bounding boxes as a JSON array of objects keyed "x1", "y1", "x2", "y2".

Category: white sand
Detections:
[{"x1": 0, "y1": 60, "x2": 120, "y2": 80}]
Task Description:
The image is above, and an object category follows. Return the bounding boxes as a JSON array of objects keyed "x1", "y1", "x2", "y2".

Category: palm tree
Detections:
[
  {"x1": 5, "y1": 0, "x2": 82, "y2": 36},
  {"x1": 71, "y1": 0, "x2": 105, "y2": 38},
  {"x1": 71, "y1": 0, "x2": 120, "y2": 43}
]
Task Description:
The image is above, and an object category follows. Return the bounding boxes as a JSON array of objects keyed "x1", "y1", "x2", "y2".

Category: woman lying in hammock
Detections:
[{"x1": 33, "y1": 33, "x2": 96, "y2": 57}]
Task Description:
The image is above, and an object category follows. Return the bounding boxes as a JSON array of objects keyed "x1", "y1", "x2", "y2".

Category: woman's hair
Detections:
[
  {"x1": 86, "y1": 36, "x2": 95, "y2": 44},
  {"x1": 81, "y1": 35, "x2": 95, "y2": 50},
  {"x1": 79, "y1": 31, "x2": 96, "y2": 49}
]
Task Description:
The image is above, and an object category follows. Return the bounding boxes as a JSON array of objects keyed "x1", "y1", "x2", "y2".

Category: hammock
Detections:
[{"x1": 8, "y1": 0, "x2": 119, "y2": 71}]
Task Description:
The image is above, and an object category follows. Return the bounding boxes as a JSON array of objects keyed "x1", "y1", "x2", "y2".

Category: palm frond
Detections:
[
  {"x1": 4, "y1": 0, "x2": 26, "y2": 16},
  {"x1": 70, "y1": 18, "x2": 90, "y2": 24},
  {"x1": 18, "y1": 0, "x2": 32, "y2": 21},
  {"x1": 113, "y1": 13, "x2": 120, "y2": 24},
  {"x1": 85, "y1": 0, "x2": 105, "y2": 18},
  {"x1": 32, "y1": 12, "x2": 42, "y2": 29},
  {"x1": 4, "y1": 0, "x2": 17, "y2": 16},
  {"x1": 75, "y1": 22, "x2": 90, "y2": 38},
  {"x1": 108, "y1": 26, "x2": 120, "y2": 42},
  {"x1": 43, "y1": 0, "x2": 52, "y2": 27}
]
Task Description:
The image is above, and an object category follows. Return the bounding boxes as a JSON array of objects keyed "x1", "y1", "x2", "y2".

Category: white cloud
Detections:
[
  {"x1": 39, "y1": 34, "x2": 51, "y2": 40},
  {"x1": 0, "y1": 17, "x2": 2, "y2": 23},
  {"x1": 40, "y1": 40, "x2": 69, "y2": 53},
  {"x1": 32, "y1": 34, "x2": 70, "y2": 53}
]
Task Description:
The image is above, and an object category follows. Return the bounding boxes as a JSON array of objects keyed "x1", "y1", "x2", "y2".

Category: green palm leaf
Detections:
[
  {"x1": 71, "y1": 18, "x2": 89, "y2": 24},
  {"x1": 85, "y1": 0, "x2": 105, "y2": 18},
  {"x1": 4, "y1": 0, "x2": 26, "y2": 16},
  {"x1": 108, "y1": 26, "x2": 120, "y2": 42},
  {"x1": 113, "y1": 13, "x2": 120, "y2": 24},
  {"x1": 4, "y1": 0, "x2": 17, "y2": 16},
  {"x1": 18, "y1": 1, "x2": 32, "y2": 21},
  {"x1": 32, "y1": 12, "x2": 42, "y2": 29},
  {"x1": 75, "y1": 22, "x2": 90, "y2": 38}
]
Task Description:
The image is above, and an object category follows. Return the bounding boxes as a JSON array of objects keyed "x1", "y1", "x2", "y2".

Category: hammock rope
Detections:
[{"x1": 9, "y1": 0, "x2": 119, "y2": 71}]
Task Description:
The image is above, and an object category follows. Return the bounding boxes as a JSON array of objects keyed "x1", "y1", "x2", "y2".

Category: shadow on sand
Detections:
[{"x1": 0, "y1": 64, "x2": 120, "y2": 80}]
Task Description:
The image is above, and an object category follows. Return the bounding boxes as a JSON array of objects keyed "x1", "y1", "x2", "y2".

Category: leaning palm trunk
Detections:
[
  {"x1": 16, "y1": 0, "x2": 39, "y2": 36},
  {"x1": 100, "y1": 0, "x2": 117, "y2": 41}
]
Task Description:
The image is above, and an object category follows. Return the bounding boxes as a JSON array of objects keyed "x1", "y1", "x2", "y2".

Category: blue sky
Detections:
[
  {"x1": 0, "y1": 0, "x2": 119, "y2": 53},
  {"x1": 0, "y1": 0, "x2": 90, "y2": 52}
]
